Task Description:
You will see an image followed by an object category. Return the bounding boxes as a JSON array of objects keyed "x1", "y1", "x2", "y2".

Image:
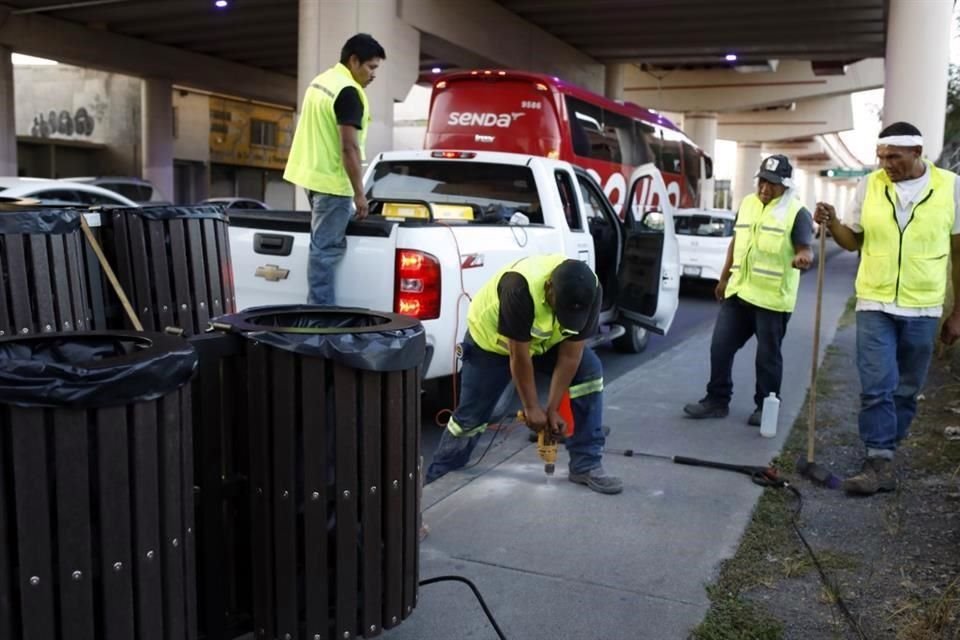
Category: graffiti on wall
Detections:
[{"x1": 30, "y1": 107, "x2": 96, "y2": 138}]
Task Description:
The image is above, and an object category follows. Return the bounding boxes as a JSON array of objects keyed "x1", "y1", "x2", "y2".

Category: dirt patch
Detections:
[{"x1": 693, "y1": 316, "x2": 960, "y2": 640}]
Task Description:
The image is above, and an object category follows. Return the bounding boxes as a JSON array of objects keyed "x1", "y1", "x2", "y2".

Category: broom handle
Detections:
[
  {"x1": 808, "y1": 224, "x2": 827, "y2": 463},
  {"x1": 79, "y1": 213, "x2": 144, "y2": 332}
]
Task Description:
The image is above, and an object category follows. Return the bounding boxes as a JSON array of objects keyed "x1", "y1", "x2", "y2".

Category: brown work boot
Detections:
[{"x1": 842, "y1": 457, "x2": 897, "y2": 495}]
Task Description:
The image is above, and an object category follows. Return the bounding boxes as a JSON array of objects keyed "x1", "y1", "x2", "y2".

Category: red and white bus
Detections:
[{"x1": 424, "y1": 69, "x2": 712, "y2": 215}]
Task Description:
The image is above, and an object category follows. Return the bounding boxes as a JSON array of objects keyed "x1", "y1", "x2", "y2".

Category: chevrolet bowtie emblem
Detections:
[{"x1": 255, "y1": 264, "x2": 289, "y2": 282}]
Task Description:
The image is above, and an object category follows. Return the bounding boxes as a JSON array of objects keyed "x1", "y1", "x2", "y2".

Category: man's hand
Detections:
[
  {"x1": 941, "y1": 312, "x2": 960, "y2": 346},
  {"x1": 714, "y1": 277, "x2": 728, "y2": 302},
  {"x1": 792, "y1": 248, "x2": 813, "y2": 270},
  {"x1": 546, "y1": 409, "x2": 567, "y2": 437},
  {"x1": 353, "y1": 193, "x2": 369, "y2": 220},
  {"x1": 813, "y1": 202, "x2": 837, "y2": 228},
  {"x1": 523, "y1": 406, "x2": 549, "y2": 433}
]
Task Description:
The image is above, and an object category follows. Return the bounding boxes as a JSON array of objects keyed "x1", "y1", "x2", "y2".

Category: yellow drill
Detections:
[{"x1": 518, "y1": 410, "x2": 558, "y2": 475}]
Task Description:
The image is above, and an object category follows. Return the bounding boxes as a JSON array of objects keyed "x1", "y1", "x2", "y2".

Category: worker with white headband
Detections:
[{"x1": 815, "y1": 121, "x2": 960, "y2": 496}]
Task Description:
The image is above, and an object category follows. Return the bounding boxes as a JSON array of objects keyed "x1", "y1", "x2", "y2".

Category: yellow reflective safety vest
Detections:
[
  {"x1": 283, "y1": 63, "x2": 370, "y2": 197},
  {"x1": 469, "y1": 254, "x2": 591, "y2": 356},
  {"x1": 725, "y1": 193, "x2": 803, "y2": 312},
  {"x1": 855, "y1": 162, "x2": 956, "y2": 307}
]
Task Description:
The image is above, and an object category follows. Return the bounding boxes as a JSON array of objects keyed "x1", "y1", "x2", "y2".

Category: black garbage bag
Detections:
[
  {"x1": 214, "y1": 305, "x2": 426, "y2": 372},
  {"x1": 0, "y1": 331, "x2": 198, "y2": 408}
]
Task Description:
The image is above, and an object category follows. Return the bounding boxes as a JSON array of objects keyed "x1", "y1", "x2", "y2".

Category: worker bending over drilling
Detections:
[{"x1": 425, "y1": 254, "x2": 622, "y2": 495}]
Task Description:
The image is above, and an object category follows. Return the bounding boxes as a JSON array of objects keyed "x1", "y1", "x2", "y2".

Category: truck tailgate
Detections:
[{"x1": 228, "y1": 211, "x2": 398, "y2": 312}]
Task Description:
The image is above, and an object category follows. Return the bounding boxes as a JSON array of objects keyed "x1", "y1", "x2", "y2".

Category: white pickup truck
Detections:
[{"x1": 228, "y1": 150, "x2": 681, "y2": 384}]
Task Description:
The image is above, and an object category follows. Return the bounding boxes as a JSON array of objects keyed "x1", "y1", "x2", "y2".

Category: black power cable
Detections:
[{"x1": 419, "y1": 575, "x2": 508, "y2": 639}]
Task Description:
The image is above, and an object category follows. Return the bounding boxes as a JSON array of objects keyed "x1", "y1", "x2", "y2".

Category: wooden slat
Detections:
[
  {"x1": 127, "y1": 214, "x2": 156, "y2": 331},
  {"x1": 60, "y1": 233, "x2": 93, "y2": 331},
  {"x1": 0, "y1": 238, "x2": 12, "y2": 336},
  {"x1": 301, "y1": 357, "x2": 329, "y2": 640},
  {"x1": 131, "y1": 402, "x2": 164, "y2": 640},
  {"x1": 47, "y1": 234, "x2": 76, "y2": 332},
  {"x1": 160, "y1": 393, "x2": 186, "y2": 640},
  {"x1": 246, "y1": 342, "x2": 274, "y2": 639},
  {"x1": 185, "y1": 219, "x2": 210, "y2": 330},
  {"x1": 6, "y1": 236, "x2": 34, "y2": 334},
  {"x1": 412, "y1": 367, "x2": 422, "y2": 602},
  {"x1": 0, "y1": 409, "x2": 17, "y2": 637},
  {"x1": 168, "y1": 219, "x2": 195, "y2": 334},
  {"x1": 10, "y1": 407, "x2": 57, "y2": 639},
  {"x1": 28, "y1": 235, "x2": 56, "y2": 333},
  {"x1": 81, "y1": 237, "x2": 108, "y2": 330},
  {"x1": 179, "y1": 389, "x2": 199, "y2": 640},
  {"x1": 96, "y1": 406, "x2": 136, "y2": 640},
  {"x1": 202, "y1": 219, "x2": 224, "y2": 319},
  {"x1": 215, "y1": 218, "x2": 236, "y2": 313},
  {"x1": 110, "y1": 212, "x2": 138, "y2": 331},
  {"x1": 381, "y1": 371, "x2": 404, "y2": 629},
  {"x1": 146, "y1": 218, "x2": 176, "y2": 330},
  {"x1": 52, "y1": 409, "x2": 95, "y2": 640},
  {"x1": 334, "y1": 362, "x2": 359, "y2": 640},
  {"x1": 402, "y1": 368, "x2": 418, "y2": 618},
  {"x1": 270, "y1": 349, "x2": 298, "y2": 639},
  {"x1": 361, "y1": 371, "x2": 384, "y2": 637}
]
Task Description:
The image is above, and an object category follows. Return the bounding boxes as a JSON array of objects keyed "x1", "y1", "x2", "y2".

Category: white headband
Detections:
[{"x1": 878, "y1": 135, "x2": 923, "y2": 147}]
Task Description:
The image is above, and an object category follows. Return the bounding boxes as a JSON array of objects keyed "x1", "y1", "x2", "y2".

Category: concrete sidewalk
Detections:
[{"x1": 384, "y1": 251, "x2": 859, "y2": 640}]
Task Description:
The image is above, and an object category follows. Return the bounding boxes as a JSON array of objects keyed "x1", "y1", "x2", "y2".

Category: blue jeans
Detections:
[
  {"x1": 307, "y1": 192, "x2": 352, "y2": 305},
  {"x1": 706, "y1": 296, "x2": 791, "y2": 409},
  {"x1": 426, "y1": 334, "x2": 605, "y2": 482},
  {"x1": 856, "y1": 311, "x2": 939, "y2": 457}
]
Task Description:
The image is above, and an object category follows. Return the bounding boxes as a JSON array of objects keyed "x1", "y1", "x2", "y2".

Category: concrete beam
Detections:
[
  {"x1": 0, "y1": 6, "x2": 297, "y2": 106},
  {"x1": 398, "y1": 0, "x2": 604, "y2": 93},
  {"x1": 622, "y1": 59, "x2": 883, "y2": 113},
  {"x1": 717, "y1": 95, "x2": 853, "y2": 142}
]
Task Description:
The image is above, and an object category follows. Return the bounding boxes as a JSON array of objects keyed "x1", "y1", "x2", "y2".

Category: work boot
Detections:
[
  {"x1": 568, "y1": 466, "x2": 623, "y2": 495},
  {"x1": 747, "y1": 408, "x2": 762, "y2": 427},
  {"x1": 683, "y1": 397, "x2": 729, "y2": 419},
  {"x1": 842, "y1": 457, "x2": 897, "y2": 495}
]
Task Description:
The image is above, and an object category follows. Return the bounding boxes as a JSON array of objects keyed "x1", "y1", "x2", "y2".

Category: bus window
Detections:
[
  {"x1": 661, "y1": 138, "x2": 682, "y2": 175},
  {"x1": 566, "y1": 96, "x2": 622, "y2": 164},
  {"x1": 682, "y1": 142, "x2": 701, "y2": 204},
  {"x1": 638, "y1": 122, "x2": 661, "y2": 167}
]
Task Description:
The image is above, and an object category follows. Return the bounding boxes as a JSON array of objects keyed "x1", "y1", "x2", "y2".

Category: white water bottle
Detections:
[{"x1": 760, "y1": 393, "x2": 780, "y2": 438}]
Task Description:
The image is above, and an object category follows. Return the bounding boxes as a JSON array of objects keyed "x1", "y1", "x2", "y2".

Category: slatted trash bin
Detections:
[
  {"x1": 215, "y1": 305, "x2": 426, "y2": 640},
  {"x1": 0, "y1": 208, "x2": 106, "y2": 337},
  {"x1": 0, "y1": 331, "x2": 199, "y2": 640},
  {"x1": 103, "y1": 205, "x2": 235, "y2": 334}
]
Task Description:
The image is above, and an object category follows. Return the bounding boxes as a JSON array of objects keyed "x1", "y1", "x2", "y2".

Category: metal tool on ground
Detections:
[
  {"x1": 795, "y1": 223, "x2": 841, "y2": 489},
  {"x1": 603, "y1": 447, "x2": 785, "y2": 487}
]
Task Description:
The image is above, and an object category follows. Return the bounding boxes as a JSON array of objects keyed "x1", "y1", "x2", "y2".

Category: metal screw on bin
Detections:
[
  {"x1": 391, "y1": 616, "x2": 398, "y2": 624},
  {"x1": 392, "y1": 480, "x2": 399, "y2": 489},
  {"x1": 343, "y1": 632, "x2": 350, "y2": 639},
  {"x1": 29, "y1": 576, "x2": 40, "y2": 586},
  {"x1": 181, "y1": 304, "x2": 188, "y2": 310},
  {"x1": 343, "y1": 490, "x2": 350, "y2": 499},
  {"x1": 200, "y1": 302, "x2": 206, "y2": 308},
  {"x1": 282, "y1": 490, "x2": 289, "y2": 499},
  {"x1": 311, "y1": 491, "x2": 320, "y2": 500},
  {"x1": 187, "y1": 527, "x2": 192, "y2": 534},
  {"x1": 113, "y1": 562, "x2": 123, "y2": 572},
  {"x1": 370, "y1": 625, "x2": 377, "y2": 633},
  {"x1": 146, "y1": 550, "x2": 155, "y2": 560},
  {"x1": 370, "y1": 486, "x2": 377, "y2": 495},
  {"x1": 44, "y1": 324, "x2": 52, "y2": 331},
  {"x1": 257, "y1": 487, "x2": 263, "y2": 496},
  {"x1": 72, "y1": 571, "x2": 82, "y2": 581},
  {"x1": 408, "y1": 473, "x2": 414, "y2": 480},
  {"x1": 172, "y1": 538, "x2": 179, "y2": 548},
  {"x1": 63, "y1": 321, "x2": 71, "y2": 329},
  {"x1": 314, "y1": 635, "x2": 321, "y2": 640},
  {"x1": 20, "y1": 327, "x2": 29, "y2": 334},
  {"x1": 284, "y1": 633, "x2": 291, "y2": 640}
]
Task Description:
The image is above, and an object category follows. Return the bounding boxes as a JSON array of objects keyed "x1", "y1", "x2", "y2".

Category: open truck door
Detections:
[{"x1": 615, "y1": 163, "x2": 680, "y2": 334}]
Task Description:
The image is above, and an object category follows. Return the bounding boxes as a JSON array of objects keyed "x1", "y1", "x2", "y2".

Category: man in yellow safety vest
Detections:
[{"x1": 814, "y1": 121, "x2": 960, "y2": 495}]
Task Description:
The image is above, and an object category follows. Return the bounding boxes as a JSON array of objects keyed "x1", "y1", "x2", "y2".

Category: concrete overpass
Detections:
[{"x1": 0, "y1": 0, "x2": 952, "y2": 208}]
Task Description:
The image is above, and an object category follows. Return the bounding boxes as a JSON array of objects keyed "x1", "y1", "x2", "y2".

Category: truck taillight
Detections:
[{"x1": 395, "y1": 249, "x2": 441, "y2": 320}]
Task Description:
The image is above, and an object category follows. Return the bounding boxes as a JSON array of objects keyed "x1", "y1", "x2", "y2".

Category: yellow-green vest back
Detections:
[
  {"x1": 856, "y1": 162, "x2": 956, "y2": 307},
  {"x1": 283, "y1": 63, "x2": 370, "y2": 197},
  {"x1": 726, "y1": 193, "x2": 803, "y2": 312},
  {"x1": 469, "y1": 255, "x2": 582, "y2": 356}
]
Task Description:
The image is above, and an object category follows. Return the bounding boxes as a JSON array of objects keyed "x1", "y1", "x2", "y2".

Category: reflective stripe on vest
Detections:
[
  {"x1": 569, "y1": 377, "x2": 603, "y2": 399},
  {"x1": 283, "y1": 63, "x2": 370, "y2": 197},
  {"x1": 855, "y1": 162, "x2": 956, "y2": 307},
  {"x1": 468, "y1": 254, "x2": 590, "y2": 356},
  {"x1": 725, "y1": 193, "x2": 803, "y2": 312}
]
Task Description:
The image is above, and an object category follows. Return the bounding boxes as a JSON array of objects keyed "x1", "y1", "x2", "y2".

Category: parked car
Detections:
[
  {"x1": 62, "y1": 176, "x2": 168, "y2": 205},
  {"x1": 0, "y1": 177, "x2": 138, "y2": 207},
  {"x1": 674, "y1": 207, "x2": 735, "y2": 282},
  {"x1": 200, "y1": 197, "x2": 269, "y2": 210}
]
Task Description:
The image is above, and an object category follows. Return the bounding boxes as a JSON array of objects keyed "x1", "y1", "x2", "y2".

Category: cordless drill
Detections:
[{"x1": 518, "y1": 410, "x2": 559, "y2": 476}]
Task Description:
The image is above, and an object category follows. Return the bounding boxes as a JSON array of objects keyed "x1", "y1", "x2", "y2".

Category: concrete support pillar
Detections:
[
  {"x1": 884, "y1": 0, "x2": 952, "y2": 160},
  {"x1": 686, "y1": 112, "x2": 717, "y2": 208},
  {"x1": 141, "y1": 77, "x2": 174, "y2": 202},
  {"x1": 604, "y1": 63, "x2": 627, "y2": 101},
  {"x1": 0, "y1": 47, "x2": 17, "y2": 176},
  {"x1": 734, "y1": 142, "x2": 762, "y2": 206},
  {"x1": 295, "y1": 0, "x2": 419, "y2": 209}
]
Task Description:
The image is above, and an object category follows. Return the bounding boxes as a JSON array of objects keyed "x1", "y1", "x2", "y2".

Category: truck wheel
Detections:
[{"x1": 613, "y1": 323, "x2": 649, "y2": 354}]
